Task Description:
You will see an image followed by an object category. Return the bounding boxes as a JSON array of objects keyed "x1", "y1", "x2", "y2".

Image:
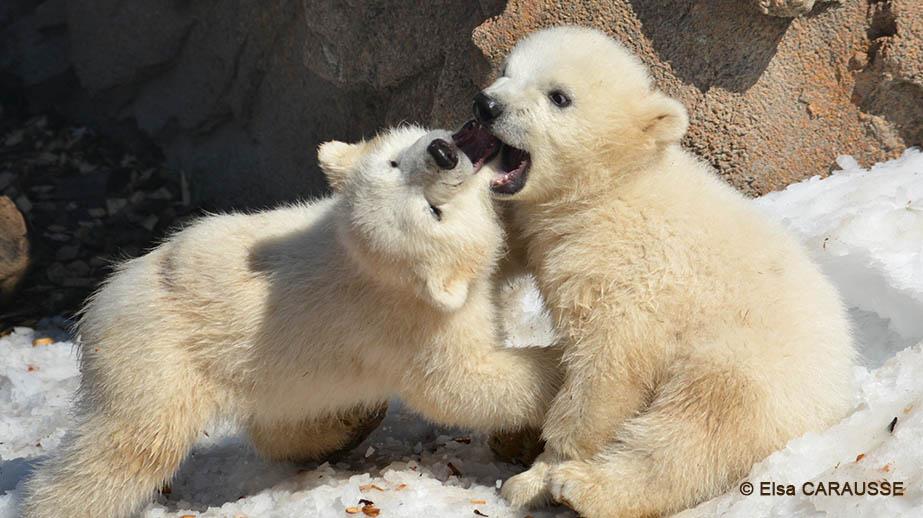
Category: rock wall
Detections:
[
  {"x1": 2, "y1": 0, "x2": 920, "y2": 207},
  {"x1": 2, "y1": 0, "x2": 504, "y2": 208}
]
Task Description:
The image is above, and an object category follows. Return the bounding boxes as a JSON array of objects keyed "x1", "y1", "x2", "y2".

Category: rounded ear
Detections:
[
  {"x1": 424, "y1": 275, "x2": 470, "y2": 312},
  {"x1": 639, "y1": 94, "x2": 689, "y2": 145},
  {"x1": 318, "y1": 140, "x2": 367, "y2": 191}
]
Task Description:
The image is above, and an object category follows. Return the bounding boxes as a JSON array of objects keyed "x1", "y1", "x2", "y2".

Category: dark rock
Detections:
[
  {"x1": 0, "y1": 172, "x2": 14, "y2": 191},
  {"x1": 61, "y1": 276, "x2": 94, "y2": 288},
  {"x1": 65, "y1": 259, "x2": 89, "y2": 277},
  {"x1": 0, "y1": 104, "x2": 190, "y2": 322},
  {"x1": 54, "y1": 244, "x2": 78, "y2": 261},
  {"x1": 13, "y1": 195, "x2": 30, "y2": 213},
  {"x1": 0, "y1": 0, "x2": 70, "y2": 87},
  {"x1": 105, "y1": 197, "x2": 127, "y2": 216},
  {"x1": 45, "y1": 261, "x2": 67, "y2": 283}
]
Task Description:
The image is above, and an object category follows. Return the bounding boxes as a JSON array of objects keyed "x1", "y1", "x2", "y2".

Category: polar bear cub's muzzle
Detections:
[{"x1": 408, "y1": 130, "x2": 482, "y2": 209}]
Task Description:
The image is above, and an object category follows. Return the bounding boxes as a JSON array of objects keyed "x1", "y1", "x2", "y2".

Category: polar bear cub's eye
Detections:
[
  {"x1": 389, "y1": 160, "x2": 398, "y2": 168},
  {"x1": 549, "y1": 90, "x2": 572, "y2": 108}
]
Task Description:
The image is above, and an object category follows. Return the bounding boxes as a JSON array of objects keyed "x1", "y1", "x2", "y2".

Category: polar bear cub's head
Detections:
[
  {"x1": 464, "y1": 26, "x2": 689, "y2": 201},
  {"x1": 318, "y1": 126, "x2": 503, "y2": 311}
]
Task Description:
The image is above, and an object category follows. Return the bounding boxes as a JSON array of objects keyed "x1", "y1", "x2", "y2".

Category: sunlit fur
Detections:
[
  {"x1": 486, "y1": 27, "x2": 856, "y2": 517},
  {"x1": 21, "y1": 126, "x2": 562, "y2": 518}
]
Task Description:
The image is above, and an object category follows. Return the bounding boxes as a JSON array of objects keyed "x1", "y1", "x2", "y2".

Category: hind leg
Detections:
[
  {"x1": 248, "y1": 403, "x2": 387, "y2": 463},
  {"x1": 21, "y1": 378, "x2": 215, "y2": 518},
  {"x1": 547, "y1": 362, "x2": 778, "y2": 518}
]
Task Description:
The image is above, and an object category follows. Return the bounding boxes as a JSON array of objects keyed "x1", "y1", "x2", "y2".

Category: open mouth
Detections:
[
  {"x1": 452, "y1": 120, "x2": 531, "y2": 195},
  {"x1": 492, "y1": 144, "x2": 530, "y2": 196},
  {"x1": 452, "y1": 120, "x2": 500, "y2": 172}
]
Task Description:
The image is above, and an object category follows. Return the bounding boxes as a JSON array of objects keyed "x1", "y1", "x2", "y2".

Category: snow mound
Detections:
[
  {"x1": 755, "y1": 148, "x2": 923, "y2": 343},
  {"x1": 1, "y1": 150, "x2": 921, "y2": 517}
]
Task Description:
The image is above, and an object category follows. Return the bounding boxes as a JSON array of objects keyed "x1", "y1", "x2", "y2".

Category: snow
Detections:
[
  {"x1": 755, "y1": 150, "x2": 923, "y2": 355},
  {"x1": 1, "y1": 149, "x2": 922, "y2": 517}
]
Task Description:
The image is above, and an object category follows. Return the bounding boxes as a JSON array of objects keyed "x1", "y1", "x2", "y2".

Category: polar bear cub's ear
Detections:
[
  {"x1": 318, "y1": 140, "x2": 367, "y2": 191},
  {"x1": 638, "y1": 93, "x2": 689, "y2": 146},
  {"x1": 423, "y1": 273, "x2": 471, "y2": 312},
  {"x1": 416, "y1": 241, "x2": 487, "y2": 312}
]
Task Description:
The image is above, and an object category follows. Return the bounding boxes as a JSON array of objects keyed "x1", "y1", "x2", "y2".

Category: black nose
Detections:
[
  {"x1": 427, "y1": 138, "x2": 458, "y2": 170},
  {"x1": 473, "y1": 92, "x2": 503, "y2": 124}
]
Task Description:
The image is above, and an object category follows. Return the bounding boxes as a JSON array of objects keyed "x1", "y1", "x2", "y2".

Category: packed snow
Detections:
[
  {"x1": 1, "y1": 150, "x2": 921, "y2": 517},
  {"x1": 755, "y1": 150, "x2": 923, "y2": 357}
]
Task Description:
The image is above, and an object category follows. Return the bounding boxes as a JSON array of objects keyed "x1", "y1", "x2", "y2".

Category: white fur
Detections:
[
  {"x1": 21, "y1": 126, "x2": 561, "y2": 518},
  {"x1": 484, "y1": 27, "x2": 856, "y2": 517}
]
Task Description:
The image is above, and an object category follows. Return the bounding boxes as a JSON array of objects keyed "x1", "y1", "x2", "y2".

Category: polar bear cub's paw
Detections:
[
  {"x1": 502, "y1": 466, "x2": 552, "y2": 509},
  {"x1": 548, "y1": 460, "x2": 605, "y2": 512},
  {"x1": 501, "y1": 450, "x2": 565, "y2": 509}
]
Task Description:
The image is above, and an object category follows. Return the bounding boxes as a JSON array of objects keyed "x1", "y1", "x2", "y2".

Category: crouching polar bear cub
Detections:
[
  {"x1": 22, "y1": 127, "x2": 561, "y2": 518},
  {"x1": 466, "y1": 26, "x2": 856, "y2": 517}
]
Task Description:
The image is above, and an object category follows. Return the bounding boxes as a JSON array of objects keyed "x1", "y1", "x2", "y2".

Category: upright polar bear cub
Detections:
[
  {"x1": 468, "y1": 26, "x2": 856, "y2": 517},
  {"x1": 22, "y1": 127, "x2": 561, "y2": 518}
]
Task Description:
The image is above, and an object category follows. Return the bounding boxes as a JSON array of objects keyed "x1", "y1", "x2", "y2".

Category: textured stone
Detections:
[
  {"x1": 755, "y1": 0, "x2": 842, "y2": 18},
  {"x1": 853, "y1": 0, "x2": 923, "y2": 153}
]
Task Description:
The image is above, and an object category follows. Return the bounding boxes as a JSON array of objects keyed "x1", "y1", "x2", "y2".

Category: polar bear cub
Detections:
[
  {"x1": 468, "y1": 26, "x2": 856, "y2": 517},
  {"x1": 22, "y1": 126, "x2": 561, "y2": 518}
]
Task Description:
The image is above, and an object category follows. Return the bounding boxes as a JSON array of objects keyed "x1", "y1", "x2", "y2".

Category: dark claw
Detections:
[{"x1": 427, "y1": 138, "x2": 458, "y2": 170}]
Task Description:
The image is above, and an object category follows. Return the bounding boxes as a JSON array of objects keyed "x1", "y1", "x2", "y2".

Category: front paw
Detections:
[
  {"x1": 501, "y1": 464, "x2": 552, "y2": 509},
  {"x1": 548, "y1": 461, "x2": 601, "y2": 512}
]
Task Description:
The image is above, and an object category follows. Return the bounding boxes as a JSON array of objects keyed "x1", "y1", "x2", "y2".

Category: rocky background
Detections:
[
  {"x1": 0, "y1": 0, "x2": 921, "y2": 322},
  {"x1": 0, "y1": 103, "x2": 190, "y2": 324}
]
